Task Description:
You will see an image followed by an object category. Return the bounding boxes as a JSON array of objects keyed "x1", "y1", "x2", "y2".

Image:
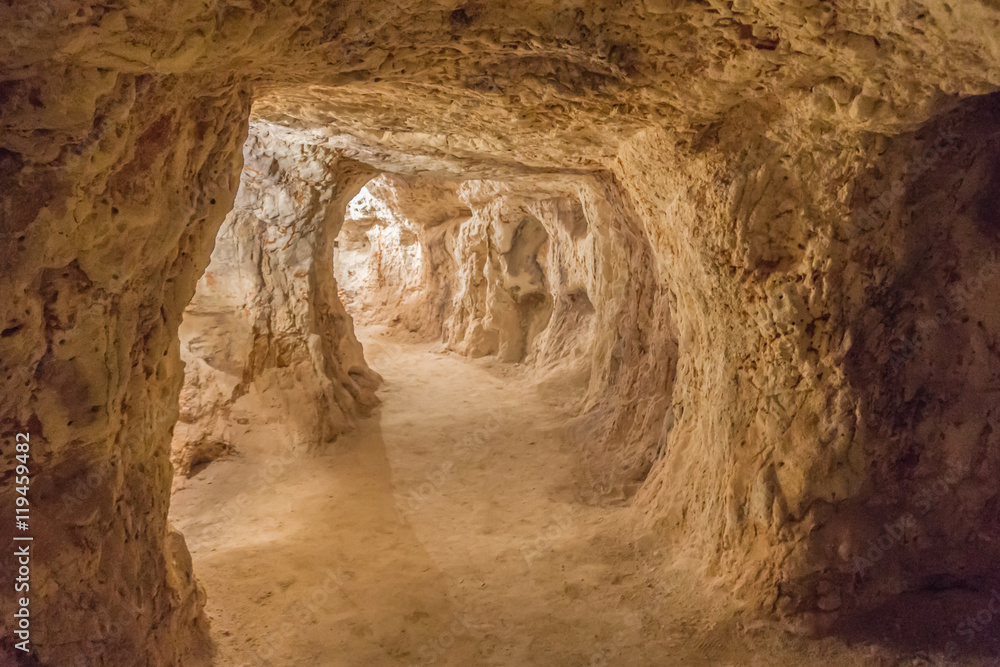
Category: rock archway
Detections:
[{"x1": 170, "y1": 125, "x2": 380, "y2": 479}]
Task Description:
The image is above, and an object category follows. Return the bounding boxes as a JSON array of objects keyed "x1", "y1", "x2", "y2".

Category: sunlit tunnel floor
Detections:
[{"x1": 170, "y1": 326, "x2": 910, "y2": 666}]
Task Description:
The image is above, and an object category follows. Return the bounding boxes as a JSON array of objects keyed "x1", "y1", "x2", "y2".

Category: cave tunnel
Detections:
[{"x1": 2, "y1": 2, "x2": 1000, "y2": 666}]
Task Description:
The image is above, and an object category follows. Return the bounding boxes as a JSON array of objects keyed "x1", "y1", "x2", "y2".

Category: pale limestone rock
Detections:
[{"x1": 171, "y1": 125, "x2": 381, "y2": 476}]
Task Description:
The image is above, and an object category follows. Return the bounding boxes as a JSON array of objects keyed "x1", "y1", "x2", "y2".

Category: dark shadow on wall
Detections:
[{"x1": 833, "y1": 92, "x2": 1000, "y2": 659}]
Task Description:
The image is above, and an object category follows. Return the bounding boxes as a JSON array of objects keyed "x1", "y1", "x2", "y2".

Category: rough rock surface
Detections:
[
  {"x1": 335, "y1": 172, "x2": 676, "y2": 498},
  {"x1": 335, "y1": 174, "x2": 470, "y2": 338},
  {"x1": 170, "y1": 125, "x2": 380, "y2": 478},
  {"x1": 0, "y1": 73, "x2": 250, "y2": 664},
  {"x1": 615, "y1": 95, "x2": 1000, "y2": 626},
  {"x1": 3, "y1": 0, "x2": 1000, "y2": 663}
]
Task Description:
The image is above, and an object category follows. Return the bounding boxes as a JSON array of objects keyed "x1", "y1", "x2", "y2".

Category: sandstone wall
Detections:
[
  {"x1": 171, "y1": 125, "x2": 381, "y2": 478},
  {"x1": 441, "y1": 176, "x2": 679, "y2": 502},
  {"x1": 0, "y1": 71, "x2": 250, "y2": 664},
  {"x1": 618, "y1": 93, "x2": 1000, "y2": 627}
]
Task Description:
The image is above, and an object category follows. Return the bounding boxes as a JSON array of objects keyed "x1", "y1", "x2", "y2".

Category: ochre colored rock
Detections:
[
  {"x1": 171, "y1": 125, "x2": 380, "y2": 479},
  {"x1": 2, "y1": 1, "x2": 1000, "y2": 662}
]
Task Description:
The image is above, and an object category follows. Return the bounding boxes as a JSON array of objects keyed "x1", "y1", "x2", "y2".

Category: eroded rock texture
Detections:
[
  {"x1": 335, "y1": 173, "x2": 676, "y2": 497},
  {"x1": 336, "y1": 174, "x2": 470, "y2": 338},
  {"x1": 616, "y1": 93, "x2": 1000, "y2": 625},
  {"x1": 171, "y1": 126, "x2": 380, "y2": 477},
  {"x1": 0, "y1": 72, "x2": 250, "y2": 664},
  {"x1": 3, "y1": 0, "x2": 1000, "y2": 662}
]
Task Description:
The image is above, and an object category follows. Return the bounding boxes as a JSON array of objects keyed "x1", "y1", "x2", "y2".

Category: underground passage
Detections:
[{"x1": 2, "y1": 3, "x2": 1000, "y2": 666}]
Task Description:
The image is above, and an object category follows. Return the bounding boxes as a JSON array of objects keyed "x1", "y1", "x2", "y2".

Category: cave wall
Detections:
[
  {"x1": 445, "y1": 179, "x2": 595, "y2": 366},
  {"x1": 617, "y1": 95, "x2": 1000, "y2": 626},
  {"x1": 442, "y1": 175, "x2": 679, "y2": 500},
  {"x1": 618, "y1": 119, "x2": 877, "y2": 624},
  {"x1": 171, "y1": 125, "x2": 381, "y2": 477},
  {"x1": 0, "y1": 71, "x2": 250, "y2": 664}
]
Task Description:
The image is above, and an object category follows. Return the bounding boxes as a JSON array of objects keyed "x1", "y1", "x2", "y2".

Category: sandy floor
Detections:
[{"x1": 170, "y1": 326, "x2": 942, "y2": 666}]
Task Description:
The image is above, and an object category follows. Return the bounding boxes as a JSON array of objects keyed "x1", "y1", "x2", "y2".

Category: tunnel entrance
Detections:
[
  {"x1": 164, "y1": 132, "x2": 678, "y2": 665},
  {"x1": 160, "y1": 93, "x2": 1000, "y2": 666}
]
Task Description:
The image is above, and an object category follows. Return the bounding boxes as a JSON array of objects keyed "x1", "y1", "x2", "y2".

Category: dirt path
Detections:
[{"x1": 170, "y1": 326, "x2": 895, "y2": 666}]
